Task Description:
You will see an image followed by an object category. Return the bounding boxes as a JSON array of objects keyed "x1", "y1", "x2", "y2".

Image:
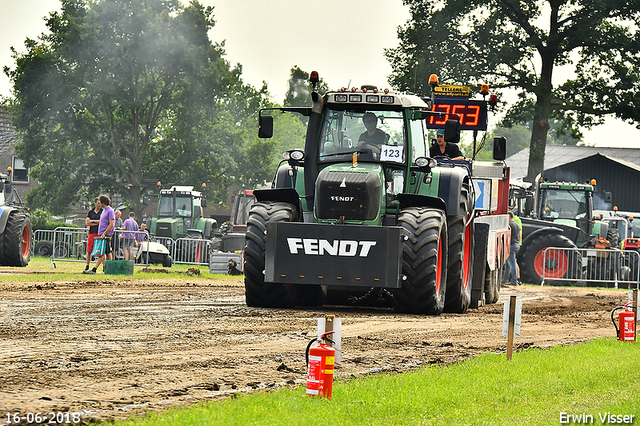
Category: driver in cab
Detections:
[
  {"x1": 429, "y1": 128, "x2": 464, "y2": 160},
  {"x1": 358, "y1": 112, "x2": 389, "y2": 147}
]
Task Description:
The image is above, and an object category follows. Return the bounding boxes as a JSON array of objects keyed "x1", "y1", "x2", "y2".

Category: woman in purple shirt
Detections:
[{"x1": 122, "y1": 212, "x2": 139, "y2": 260}]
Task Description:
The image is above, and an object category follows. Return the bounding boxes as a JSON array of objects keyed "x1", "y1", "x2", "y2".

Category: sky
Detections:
[{"x1": 2, "y1": 0, "x2": 639, "y2": 148}]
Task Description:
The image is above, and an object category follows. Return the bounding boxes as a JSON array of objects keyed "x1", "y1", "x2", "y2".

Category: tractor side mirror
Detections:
[
  {"x1": 258, "y1": 115, "x2": 274, "y2": 139},
  {"x1": 443, "y1": 119, "x2": 461, "y2": 143},
  {"x1": 201, "y1": 198, "x2": 208, "y2": 208},
  {"x1": 493, "y1": 136, "x2": 506, "y2": 161},
  {"x1": 143, "y1": 196, "x2": 151, "y2": 206},
  {"x1": 525, "y1": 194, "x2": 534, "y2": 216}
]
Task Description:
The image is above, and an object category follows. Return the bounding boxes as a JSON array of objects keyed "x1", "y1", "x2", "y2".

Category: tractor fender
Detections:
[
  {"x1": 520, "y1": 226, "x2": 565, "y2": 250},
  {"x1": 397, "y1": 193, "x2": 447, "y2": 214},
  {"x1": 0, "y1": 206, "x2": 16, "y2": 234},
  {"x1": 254, "y1": 188, "x2": 302, "y2": 217},
  {"x1": 436, "y1": 167, "x2": 469, "y2": 217},
  {"x1": 273, "y1": 163, "x2": 298, "y2": 188}
]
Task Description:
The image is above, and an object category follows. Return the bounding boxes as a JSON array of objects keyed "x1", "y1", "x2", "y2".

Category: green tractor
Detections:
[
  {"x1": 512, "y1": 179, "x2": 614, "y2": 284},
  {"x1": 146, "y1": 185, "x2": 217, "y2": 263},
  {"x1": 147, "y1": 185, "x2": 217, "y2": 240},
  {"x1": 244, "y1": 72, "x2": 510, "y2": 314}
]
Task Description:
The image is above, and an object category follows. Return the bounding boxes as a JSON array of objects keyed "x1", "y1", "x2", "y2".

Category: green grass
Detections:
[
  {"x1": 113, "y1": 338, "x2": 640, "y2": 426},
  {"x1": 0, "y1": 256, "x2": 233, "y2": 283}
]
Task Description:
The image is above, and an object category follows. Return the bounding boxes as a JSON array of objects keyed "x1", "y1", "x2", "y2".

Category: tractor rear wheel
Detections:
[
  {"x1": 518, "y1": 233, "x2": 581, "y2": 285},
  {"x1": 484, "y1": 262, "x2": 501, "y2": 304},
  {"x1": 3, "y1": 213, "x2": 31, "y2": 266},
  {"x1": 444, "y1": 187, "x2": 474, "y2": 313},
  {"x1": 393, "y1": 208, "x2": 448, "y2": 315},
  {"x1": 244, "y1": 202, "x2": 297, "y2": 308},
  {"x1": 35, "y1": 240, "x2": 53, "y2": 257}
]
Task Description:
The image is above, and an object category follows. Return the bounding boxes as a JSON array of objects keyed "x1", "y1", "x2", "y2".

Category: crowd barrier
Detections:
[
  {"x1": 540, "y1": 246, "x2": 640, "y2": 289},
  {"x1": 33, "y1": 227, "x2": 214, "y2": 268}
]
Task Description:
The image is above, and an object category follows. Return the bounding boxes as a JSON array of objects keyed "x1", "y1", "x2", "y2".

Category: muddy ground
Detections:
[{"x1": 0, "y1": 270, "x2": 633, "y2": 424}]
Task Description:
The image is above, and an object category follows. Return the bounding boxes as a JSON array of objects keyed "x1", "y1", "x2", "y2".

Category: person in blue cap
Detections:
[{"x1": 429, "y1": 128, "x2": 464, "y2": 160}]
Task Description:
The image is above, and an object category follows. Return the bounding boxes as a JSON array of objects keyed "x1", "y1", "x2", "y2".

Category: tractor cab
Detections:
[{"x1": 151, "y1": 186, "x2": 210, "y2": 239}]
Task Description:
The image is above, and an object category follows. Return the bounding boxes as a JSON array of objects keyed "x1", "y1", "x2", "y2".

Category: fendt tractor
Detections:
[
  {"x1": 243, "y1": 72, "x2": 510, "y2": 315},
  {"x1": 147, "y1": 185, "x2": 217, "y2": 240},
  {"x1": 511, "y1": 178, "x2": 616, "y2": 284},
  {"x1": 0, "y1": 168, "x2": 31, "y2": 266}
]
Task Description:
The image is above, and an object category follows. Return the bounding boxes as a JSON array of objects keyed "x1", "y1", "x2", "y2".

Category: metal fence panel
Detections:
[
  {"x1": 37, "y1": 227, "x2": 222, "y2": 268},
  {"x1": 49, "y1": 227, "x2": 89, "y2": 266},
  {"x1": 172, "y1": 237, "x2": 210, "y2": 265},
  {"x1": 541, "y1": 247, "x2": 640, "y2": 289}
]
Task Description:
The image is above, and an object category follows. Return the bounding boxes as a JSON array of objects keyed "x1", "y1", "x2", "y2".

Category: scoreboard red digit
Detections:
[{"x1": 426, "y1": 98, "x2": 488, "y2": 131}]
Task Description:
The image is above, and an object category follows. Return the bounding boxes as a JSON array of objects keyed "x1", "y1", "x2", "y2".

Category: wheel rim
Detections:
[
  {"x1": 534, "y1": 247, "x2": 569, "y2": 278},
  {"x1": 436, "y1": 233, "x2": 444, "y2": 293},
  {"x1": 21, "y1": 226, "x2": 31, "y2": 258},
  {"x1": 462, "y1": 217, "x2": 472, "y2": 288}
]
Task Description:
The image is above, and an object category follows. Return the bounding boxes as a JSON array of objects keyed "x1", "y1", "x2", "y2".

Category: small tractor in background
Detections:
[
  {"x1": 243, "y1": 71, "x2": 511, "y2": 315},
  {"x1": 147, "y1": 185, "x2": 217, "y2": 240},
  {"x1": 0, "y1": 168, "x2": 31, "y2": 266},
  {"x1": 146, "y1": 185, "x2": 217, "y2": 264},
  {"x1": 511, "y1": 178, "x2": 619, "y2": 284}
]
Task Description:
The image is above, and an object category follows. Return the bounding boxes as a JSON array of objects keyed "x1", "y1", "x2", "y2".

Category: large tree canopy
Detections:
[
  {"x1": 386, "y1": 0, "x2": 640, "y2": 181},
  {"x1": 5, "y1": 0, "x2": 271, "y2": 215}
]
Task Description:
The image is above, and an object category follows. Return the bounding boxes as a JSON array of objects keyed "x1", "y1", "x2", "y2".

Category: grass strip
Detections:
[{"x1": 114, "y1": 338, "x2": 640, "y2": 426}]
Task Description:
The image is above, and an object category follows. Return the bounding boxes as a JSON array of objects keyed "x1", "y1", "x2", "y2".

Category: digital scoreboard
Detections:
[{"x1": 424, "y1": 98, "x2": 489, "y2": 131}]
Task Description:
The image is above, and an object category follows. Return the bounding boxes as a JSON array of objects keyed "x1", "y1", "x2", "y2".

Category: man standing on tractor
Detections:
[{"x1": 429, "y1": 128, "x2": 464, "y2": 160}]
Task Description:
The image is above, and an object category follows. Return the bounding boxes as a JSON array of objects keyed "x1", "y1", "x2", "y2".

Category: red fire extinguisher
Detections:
[
  {"x1": 611, "y1": 302, "x2": 636, "y2": 342},
  {"x1": 306, "y1": 331, "x2": 335, "y2": 399}
]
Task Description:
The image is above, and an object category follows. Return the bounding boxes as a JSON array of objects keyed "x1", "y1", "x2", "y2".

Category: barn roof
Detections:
[{"x1": 506, "y1": 146, "x2": 640, "y2": 180}]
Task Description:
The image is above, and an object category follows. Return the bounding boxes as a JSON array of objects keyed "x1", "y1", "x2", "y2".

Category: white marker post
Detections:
[
  {"x1": 502, "y1": 295, "x2": 522, "y2": 360},
  {"x1": 318, "y1": 315, "x2": 342, "y2": 365}
]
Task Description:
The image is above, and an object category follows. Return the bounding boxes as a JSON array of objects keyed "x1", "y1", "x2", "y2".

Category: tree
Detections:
[
  {"x1": 386, "y1": 0, "x2": 640, "y2": 181},
  {"x1": 5, "y1": 0, "x2": 270, "y2": 216},
  {"x1": 283, "y1": 66, "x2": 329, "y2": 108}
]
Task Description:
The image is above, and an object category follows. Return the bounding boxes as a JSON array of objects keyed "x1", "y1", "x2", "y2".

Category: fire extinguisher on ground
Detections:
[
  {"x1": 306, "y1": 331, "x2": 335, "y2": 399},
  {"x1": 611, "y1": 302, "x2": 636, "y2": 342}
]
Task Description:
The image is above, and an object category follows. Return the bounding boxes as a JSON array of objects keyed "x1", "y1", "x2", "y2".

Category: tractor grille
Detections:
[
  {"x1": 156, "y1": 222, "x2": 173, "y2": 238},
  {"x1": 314, "y1": 170, "x2": 381, "y2": 221}
]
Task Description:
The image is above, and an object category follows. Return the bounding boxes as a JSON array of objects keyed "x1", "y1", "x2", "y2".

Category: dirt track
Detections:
[{"x1": 0, "y1": 272, "x2": 632, "y2": 424}]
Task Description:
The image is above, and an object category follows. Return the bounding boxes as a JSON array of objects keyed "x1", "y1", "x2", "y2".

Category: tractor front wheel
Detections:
[
  {"x1": 393, "y1": 208, "x2": 448, "y2": 315},
  {"x1": 244, "y1": 202, "x2": 297, "y2": 308}
]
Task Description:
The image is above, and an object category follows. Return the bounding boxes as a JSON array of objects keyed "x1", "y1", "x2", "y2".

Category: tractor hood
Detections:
[{"x1": 155, "y1": 217, "x2": 185, "y2": 238}]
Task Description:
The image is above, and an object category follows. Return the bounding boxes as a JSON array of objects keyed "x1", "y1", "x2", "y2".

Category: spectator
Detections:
[
  {"x1": 502, "y1": 211, "x2": 521, "y2": 286},
  {"x1": 88, "y1": 194, "x2": 115, "y2": 274},
  {"x1": 113, "y1": 210, "x2": 124, "y2": 257},
  {"x1": 122, "y1": 212, "x2": 139, "y2": 261},
  {"x1": 83, "y1": 197, "x2": 103, "y2": 274}
]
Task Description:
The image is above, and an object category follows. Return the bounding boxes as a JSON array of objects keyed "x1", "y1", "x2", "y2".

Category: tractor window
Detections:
[
  {"x1": 409, "y1": 118, "x2": 427, "y2": 160},
  {"x1": 232, "y1": 195, "x2": 256, "y2": 226},
  {"x1": 158, "y1": 195, "x2": 192, "y2": 217},
  {"x1": 541, "y1": 190, "x2": 587, "y2": 220},
  {"x1": 319, "y1": 109, "x2": 405, "y2": 163}
]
